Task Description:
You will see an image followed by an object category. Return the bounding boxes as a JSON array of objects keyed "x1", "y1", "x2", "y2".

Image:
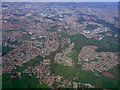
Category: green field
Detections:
[
  {"x1": 2, "y1": 73, "x2": 49, "y2": 89},
  {"x1": 23, "y1": 35, "x2": 45, "y2": 41},
  {"x1": 77, "y1": 70, "x2": 96, "y2": 85},
  {"x1": 49, "y1": 32, "x2": 118, "y2": 88},
  {"x1": 53, "y1": 64, "x2": 76, "y2": 80},
  {"x1": 2, "y1": 54, "x2": 49, "y2": 88},
  {"x1": 50, "y1": 62, "x2": 118, "y2": 88},
  {"x1": 95, "y1": 67, "x2": 119, "y2": 88},
  {"x1": 2, "y1": 31, "x2": 118, "y2": 88},
  {"x1": 70, "y1": 51, "x2": 78, "y2": 63}
]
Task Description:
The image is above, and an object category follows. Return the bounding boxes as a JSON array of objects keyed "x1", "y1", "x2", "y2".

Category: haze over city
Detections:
[
  {"x1": 1, "y1": 1, "x2": 119, "y2": 89},
  {"x1": 2, "y1": 0, "x2": 120, "y2": 2}
]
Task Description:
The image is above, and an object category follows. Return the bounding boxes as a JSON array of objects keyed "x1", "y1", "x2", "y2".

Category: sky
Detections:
[{"x1": 1, "y1": 0, "x2": 120, "y2": 2}]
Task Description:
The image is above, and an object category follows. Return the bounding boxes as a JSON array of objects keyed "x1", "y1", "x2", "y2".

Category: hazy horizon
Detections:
[{"x1": 1, "y1": 0, "x2": 120, "y2": 2}]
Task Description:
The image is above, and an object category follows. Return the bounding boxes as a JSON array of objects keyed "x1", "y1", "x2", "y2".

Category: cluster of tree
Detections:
[
  {"x1": 2, "y1": 46, "x2": 14, "y2": 56},
  {"x1": 94, "y1": 19, "x2": 118, "y2": 35},
  {"x1": 44, "y1": 17, "x2": 58, "y2": 21},
  {"x1": 86, "y1": 24, "x2": 99, "y2": 30},
  {"x1": 13, "y1": 13, "x2": 25, "y2": 17},
  {"x1": 76, "y1": 17, "x2": 86, "y2": 24},
  {"x1": 61, "y1": 32, "x2": 118, "y2": 52}
]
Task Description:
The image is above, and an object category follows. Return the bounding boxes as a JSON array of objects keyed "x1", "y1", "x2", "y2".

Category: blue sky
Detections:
[{"x1": 2, "y1": 0, "x2": 120, "y2": 2}]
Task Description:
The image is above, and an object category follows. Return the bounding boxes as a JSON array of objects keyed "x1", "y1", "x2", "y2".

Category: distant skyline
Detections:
[{"x1": 1, "y1": 0, "x2": 120, "y2": 2}]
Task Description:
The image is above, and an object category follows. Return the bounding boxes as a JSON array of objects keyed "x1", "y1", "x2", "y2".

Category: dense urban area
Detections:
[{"x1": 1, "y1": 2, "x2": 119, "y2": 89}]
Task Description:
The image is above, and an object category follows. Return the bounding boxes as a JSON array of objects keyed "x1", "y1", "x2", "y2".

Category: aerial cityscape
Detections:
[{"x1": 1, "y1": 2, "x2": 119, "y2": 89}]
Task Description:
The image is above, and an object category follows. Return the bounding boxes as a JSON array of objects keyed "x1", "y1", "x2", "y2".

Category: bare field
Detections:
[{"x1": 102, "y1": 72, "x2": 116, "y2": 79}]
